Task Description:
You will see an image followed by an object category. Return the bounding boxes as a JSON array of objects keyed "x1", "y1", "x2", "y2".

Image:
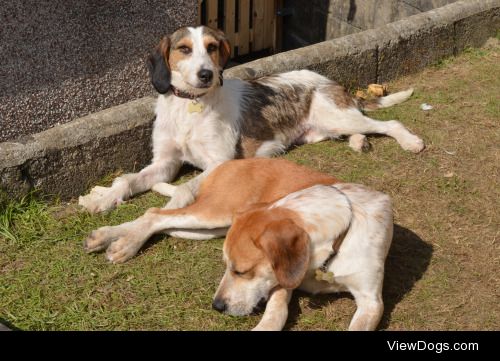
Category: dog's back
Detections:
[{"x1": 195, "y1": 158, "x2": 340, "y2": 213}]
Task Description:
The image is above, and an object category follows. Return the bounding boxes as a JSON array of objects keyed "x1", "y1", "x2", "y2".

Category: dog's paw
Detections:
[
  {"x1": 84, "y1": 226, "x2": 123, "y2": 253},
  {"x1": 400, "y1": 134, "x2": 425, "y2": 153},
  {"x1": 152, "y1": 182, "x2": 177, "y2": 197},
  {"x1": 78, "y1": 186, "x2": 124, "y2": 213},
  {"x1": 105, "y1": 236, "x2": 144, "y2": 264},
  {"x1": 349, "y1": 134, "x2": 371, "y2": 152}
]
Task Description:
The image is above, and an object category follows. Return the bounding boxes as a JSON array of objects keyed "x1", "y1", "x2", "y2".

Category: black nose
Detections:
[
  {"x1": 198, "y1": 69, "x2": 214, "y2": 84},
  {"x1": 212, "y1": 298, "x2": 227, "y2": 313}
]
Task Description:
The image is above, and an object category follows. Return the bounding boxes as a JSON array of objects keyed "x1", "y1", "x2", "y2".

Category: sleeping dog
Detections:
[
  {"x1": 214, "y1": 182, "x2": 392, "y2": 331},
  {"x1": 84, "y1": 158, "x2": 392, "y2": 330},
  {"x1": 79, "y1": 26, "x2": 423, "y2": 213}
]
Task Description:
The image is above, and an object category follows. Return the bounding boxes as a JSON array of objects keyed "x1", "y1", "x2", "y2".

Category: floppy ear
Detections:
[
  {"x1": 215, "y1": 30, "x2": 231, "y2": 68},
  {"x1": 147, "y1": 36, "x2": 171, "y2": 94},
  {"x1": 256, "y1": 219, "x2": 310, "y2": 289}
]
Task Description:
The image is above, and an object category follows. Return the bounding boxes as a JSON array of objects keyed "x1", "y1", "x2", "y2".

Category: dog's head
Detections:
[
  {"x1": 147, "y1": 26, "x2": 231, "y2": 95},
  {"x1": 213, "y1": 206, "x2": 310, "y2": 316}
]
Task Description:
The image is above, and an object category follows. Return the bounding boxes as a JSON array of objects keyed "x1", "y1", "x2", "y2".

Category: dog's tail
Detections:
[{"x1": 359, "y1": 88, "x2": 414, "y2": 111}]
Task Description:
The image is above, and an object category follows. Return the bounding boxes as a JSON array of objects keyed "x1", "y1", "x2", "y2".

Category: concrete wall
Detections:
[
  {"x1": 283, "y1": 0, "x2": 460, "y2": 50},
  {"x1": 0, "y1": 0, "x2": 197, "y2": 142},
  {"x1": 1, "y1": 0, "x2": 499, "y2": 200}
]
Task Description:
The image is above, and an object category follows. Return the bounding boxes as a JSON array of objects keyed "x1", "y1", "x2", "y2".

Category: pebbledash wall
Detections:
[
  {"x1": 0, "y1": 0, "x2": 499, "y2": 200},
  {"x1": 0, "y1": 0, "x2": 197, "y2": 143}
]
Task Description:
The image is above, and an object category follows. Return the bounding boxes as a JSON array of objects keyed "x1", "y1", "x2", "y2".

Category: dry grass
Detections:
[{"x1": 0, "y1": 40, "x2": 499, "y2": 330}]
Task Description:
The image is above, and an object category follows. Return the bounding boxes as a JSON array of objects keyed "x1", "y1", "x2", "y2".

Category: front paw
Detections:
[
  {"x1": 105, "y1": 235, "x2": 145, "y2": 264},
  {"x1": 79, "y1": 186, "x2": 124, "y2": 213},
  {"x1": 84, "y1": 226, "x2": 123, "y2": 253}
]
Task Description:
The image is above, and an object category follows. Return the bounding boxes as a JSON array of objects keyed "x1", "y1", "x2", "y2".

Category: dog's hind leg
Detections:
[
  {"x1": 309, "y1": 93, "x2": 424, "y2": 153},
  {"x1": 321, "y1": 114, "x2": 423, "y2": 153}
]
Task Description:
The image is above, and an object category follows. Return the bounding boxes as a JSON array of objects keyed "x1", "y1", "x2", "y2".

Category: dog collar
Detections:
[{"x1": 315, "y1": 225, "x2": 350, "y2": 284}]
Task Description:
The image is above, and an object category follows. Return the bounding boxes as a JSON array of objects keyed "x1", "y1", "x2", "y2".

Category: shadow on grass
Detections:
[{"x1": 284, "y1": 224, "x2": 433, "y2": 330}]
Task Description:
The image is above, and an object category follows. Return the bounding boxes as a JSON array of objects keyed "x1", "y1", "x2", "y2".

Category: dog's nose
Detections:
[
  {"x1": 198, "y1": 69, "x2": 214, "y2": 84},
  {"x1": 212, "y1": 298, "x2": 227, "y2": 313}
]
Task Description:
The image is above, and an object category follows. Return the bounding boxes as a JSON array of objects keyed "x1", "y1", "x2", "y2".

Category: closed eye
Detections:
[{"x1": 233, "y1": 270, "x2": 246, "y2": 276}]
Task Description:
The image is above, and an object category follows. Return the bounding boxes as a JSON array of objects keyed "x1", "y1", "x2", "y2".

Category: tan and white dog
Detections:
[
  {"x1": 79, "y1": 25, "x2": 423, "y2": 214},
  {"x1": 84, "y1": 158, "x2": 393, "y2": 330},
  {"x1": 214, "y1": 182, "x2": 392, "y2": 331}
]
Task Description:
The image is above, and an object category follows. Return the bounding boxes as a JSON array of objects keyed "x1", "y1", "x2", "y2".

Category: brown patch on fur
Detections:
[
  {"x1": 154, "y1": 36, "x2": 170, "y2": 65},
  {"x1": 203, "y1": 35, "x2": 220, "y2": 69},
  {"x1": 227, "y1": 207, "x2": 310, "y2": 289},
  {"x1": 357, "y1": 97, "x2": 381, "y2": 111},
  {"x1": 168, "y1": 37, "x2": 193, "y2": 71},
  {"x1": 202, "y1": 26, "x2": 231, "y2": 67},
  {"x1": 236, "y1": 137, "x2": 264, "y2": 158},
  {"x1": 239, "y1": 78, "x2": 313, "y2": 143},
  {"x1": 169, "y1": 27, "x2": 191, "y2": 46},
  {"x1": 325, "y1": 83, "x2": 357, "y2": 109},
  {"x1": 152, "y1": 158, "x2": 339, "y2": 222}
]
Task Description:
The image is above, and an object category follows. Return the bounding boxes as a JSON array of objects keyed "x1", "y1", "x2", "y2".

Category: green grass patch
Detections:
[{"x1": 1, "y1": 40, "x2": 499, "y2": 330}]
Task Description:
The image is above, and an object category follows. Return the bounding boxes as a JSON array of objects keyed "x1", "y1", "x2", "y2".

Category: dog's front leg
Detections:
[
  {"x1": 162, "y1": 165, "x2": 217, "y2": 210},
  {"x1": 85, "y1": 204, "x2": 232, "y2": 263},
  {"x1": 79, "y1": 145, "x2": 182, "y2": 213},
  {"x1": 252, "y1": 288, "x2": 292, "y2": 331}
]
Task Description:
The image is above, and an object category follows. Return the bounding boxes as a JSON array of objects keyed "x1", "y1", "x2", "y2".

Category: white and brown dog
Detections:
[
  {"x1": 84, "y1": 158, "x2": 393, "y2": 330},
  {"x1": 79, "y1": 26, "x2": 423, "y2": 213}
]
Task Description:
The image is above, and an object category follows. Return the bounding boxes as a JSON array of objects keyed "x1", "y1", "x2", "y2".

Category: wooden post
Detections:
[
  {"x1": 273, "y1": 0, "x2": 283, "y2": 53},
  {"x1": 238, "y1": 0, "x2": 251, "y2": 55},
  {"x1": 224, "y1": 0, "x2": 236, "y2": 57},
  {"x1": 253, "y1": 0, "x2": 266, "y2": 51},
  {"x1": 207, "y1": 0, "x2": 218, "y2": 29}
]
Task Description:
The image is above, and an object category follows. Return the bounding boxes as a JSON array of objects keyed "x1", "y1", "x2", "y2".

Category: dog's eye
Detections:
[
  {"x1": 178, "y1": 46, "x2": 192, "y2": 54},
  {"x1": 233, "y1": 270, "x2": 246, "y2": 277},
  {"x1": 207, "y1": 44, "x2": 218, "y2": 53}
]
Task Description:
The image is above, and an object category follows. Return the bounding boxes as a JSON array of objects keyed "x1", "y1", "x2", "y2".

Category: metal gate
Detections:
[{"x1": 198, "y1": 0, "x2": 282, "y2": 58}]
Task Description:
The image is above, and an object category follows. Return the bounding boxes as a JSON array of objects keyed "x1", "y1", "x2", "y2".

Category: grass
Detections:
[{"x1": 1, "y1": 40, "x2": 499, "y2": 330}]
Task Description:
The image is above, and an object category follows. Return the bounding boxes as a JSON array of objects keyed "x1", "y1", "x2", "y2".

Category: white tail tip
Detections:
[{"x1": 378, "y1": 88, "x2": 414, "y2": 108}]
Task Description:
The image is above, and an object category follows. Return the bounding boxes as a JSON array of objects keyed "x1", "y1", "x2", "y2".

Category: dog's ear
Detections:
[
  {"x1": 147, "y1": 36, "x2": 171, "y2": 94},
  {"x1": 256, "y1": 219, "x2": 310, "y2": 289},
  {"x1": 214, "y1": 30, "x2": 231, "y2": 68}
]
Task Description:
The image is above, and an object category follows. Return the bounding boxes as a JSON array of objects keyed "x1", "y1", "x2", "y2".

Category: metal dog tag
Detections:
[
  {"x1": 188, "y1": 101, "x2": 205, "y2": 114},
  {"x1": 315, "y1": 269, "x2": 335, "y2": 284}
]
